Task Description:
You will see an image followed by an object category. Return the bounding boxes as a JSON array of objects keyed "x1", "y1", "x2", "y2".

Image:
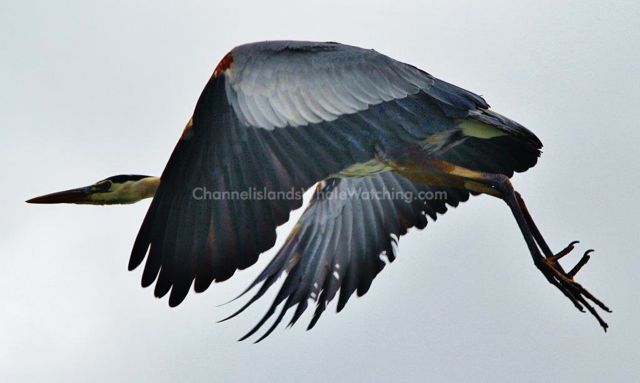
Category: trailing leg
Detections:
[
  {"x1": 393, "y1": 158, "x2": 610, "y2": 330},
  {"x1": 489, "y1": 175, "x2": 611, "y2": 330}
]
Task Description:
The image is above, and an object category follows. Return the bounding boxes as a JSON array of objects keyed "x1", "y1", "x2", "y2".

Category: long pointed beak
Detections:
[{"x1": 26, "y1": 186, "x2": 93, "y2": 204}]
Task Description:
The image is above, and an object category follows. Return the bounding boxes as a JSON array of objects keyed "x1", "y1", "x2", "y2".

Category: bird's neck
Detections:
[
  {"x1": 107, "y1": 176, "x2": 161, "y2": 204},
  {"x1": 134, "y1": 176, "x2": 161, "y2": 200}
]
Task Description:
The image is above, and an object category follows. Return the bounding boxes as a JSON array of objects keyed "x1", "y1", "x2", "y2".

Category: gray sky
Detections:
[{"x1": 2, "y1": 0, "x2": 639, "y2": 381}]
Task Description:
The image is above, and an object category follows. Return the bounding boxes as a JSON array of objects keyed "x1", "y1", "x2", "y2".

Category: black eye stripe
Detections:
[
  {"x1": 101, "y1": 174, "x2": 151, "y2": 184},
  {"x1": 94, "y1": 180, "x2": 112, "y2": 192}
]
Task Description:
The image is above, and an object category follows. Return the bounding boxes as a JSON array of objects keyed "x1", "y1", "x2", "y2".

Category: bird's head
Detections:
[{"x1": 27, "y1": 174, "x2": 160, "y2": 205}]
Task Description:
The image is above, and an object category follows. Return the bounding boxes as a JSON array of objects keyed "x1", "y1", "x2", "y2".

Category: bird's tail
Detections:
[{"x1": 434, "y1": 109, "x2": 543, "y2": 177}]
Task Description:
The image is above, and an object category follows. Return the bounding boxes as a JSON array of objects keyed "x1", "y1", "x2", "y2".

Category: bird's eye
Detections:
[{"x1": 95, "y1": 180, "x2": 112, "y2": 192}]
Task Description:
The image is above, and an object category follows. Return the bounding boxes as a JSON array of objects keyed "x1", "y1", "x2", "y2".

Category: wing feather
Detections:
[
  {"x1": 129, "y1": 40, "x2": 511, "y2": 307},
  {"x1": 224, "y1": 41, "x2": 484, "y2": 130},
  {"x1": 229, "y1": 172, "x2": 471, "y2": 341}
]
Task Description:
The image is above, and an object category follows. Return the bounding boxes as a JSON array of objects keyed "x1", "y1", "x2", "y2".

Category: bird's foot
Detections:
[{"x1": 535, "y1": 241, "x2": 611, "y2": 331}]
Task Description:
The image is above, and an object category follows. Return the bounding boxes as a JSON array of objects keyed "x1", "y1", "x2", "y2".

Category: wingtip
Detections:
[
  {"x1": 168, "y1": 297, "x2": 183, "y2": 308},
  {"x1": 128, "y1": 249, "x2": 146, "y2": 271},
  {"x1": 127, "y1": 262, "x2": 139, "y2": 272},
  {"x1": 216, "y1": 291, "x2": 247, "y2": 308},
  {"x1": 217, "y1": 312, "x2": 240, "y2": 323}
]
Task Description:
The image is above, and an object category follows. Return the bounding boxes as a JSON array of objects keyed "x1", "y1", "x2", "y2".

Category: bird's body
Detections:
[{"x1": 28, "y1": 41, "x2": 610, "y2": 341}]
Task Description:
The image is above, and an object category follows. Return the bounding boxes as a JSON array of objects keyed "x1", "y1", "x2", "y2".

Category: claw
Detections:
[
  {"x1": 535, "y1": 247, "x2": 610, "y2": 330},
  {"x1": 551, "y1": 240, "x2": 580, "y2": 261},
  {"x1": 536, "y1": 259, "x2": 583, "y2": 311},
  {"x1": 512, "y1": 191, "x2": 609, "y2": 329},
  {"x1": 568, "y1": 249, "x2": 593, "y2": 278}
]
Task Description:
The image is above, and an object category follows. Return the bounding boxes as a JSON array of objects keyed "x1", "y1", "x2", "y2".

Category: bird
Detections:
[{"x1": 27, "y1": 40, "x2": 610, "y2": 341}]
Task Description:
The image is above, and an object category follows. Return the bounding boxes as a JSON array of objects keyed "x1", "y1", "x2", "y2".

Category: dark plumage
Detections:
[{"x1": 29, "y1": 41, "x2": 610, "y2": 341}]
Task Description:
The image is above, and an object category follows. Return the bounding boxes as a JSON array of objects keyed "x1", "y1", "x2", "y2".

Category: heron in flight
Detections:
[{"x1": 28, "y1": 41, "x2": 610, "y2": 341}]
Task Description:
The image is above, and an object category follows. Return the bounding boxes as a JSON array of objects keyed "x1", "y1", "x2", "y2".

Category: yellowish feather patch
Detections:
[
  {"x1": 333, "y1": 160, "x2": 392, "y2": 178},
  {"x1": 458, "y1": 120, "x2": 507, "y2": 139}
]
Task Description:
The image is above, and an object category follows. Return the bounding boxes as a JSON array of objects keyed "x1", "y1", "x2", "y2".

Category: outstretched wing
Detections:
[
  {"x1": 224, "y1": 171, "x2": 471, "y2": 342},
  {"x1": 128, "y1": 41, "x2": 491, "y2": 306}
]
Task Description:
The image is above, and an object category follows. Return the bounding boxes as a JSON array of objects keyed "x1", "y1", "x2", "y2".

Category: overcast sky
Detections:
[{"x1": 2, "y1": 0, "x2": 640, "y2": 381}]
